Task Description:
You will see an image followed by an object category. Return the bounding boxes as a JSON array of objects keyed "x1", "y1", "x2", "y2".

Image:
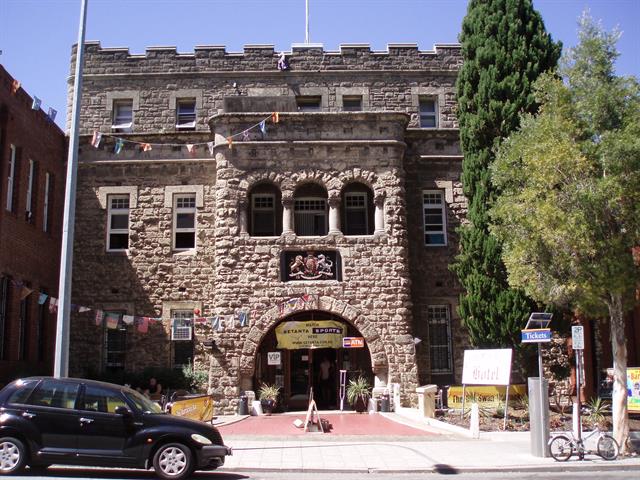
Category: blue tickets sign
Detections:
[{"x1": 521, "y1": 329, "x2": 552, "y2": 343}]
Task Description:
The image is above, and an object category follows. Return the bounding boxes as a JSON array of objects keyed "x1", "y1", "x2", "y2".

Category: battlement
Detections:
[{"x1": 72, "y1": 41, "x2": 462, "y2": 76}]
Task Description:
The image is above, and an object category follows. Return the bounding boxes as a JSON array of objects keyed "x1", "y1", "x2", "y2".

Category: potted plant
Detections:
[
  {"x1": 258, "y1": 383, "x2": 280, "y2": 415},
  {"x1": 346, "y1": 376, "x2": 371, "y2": 413}
]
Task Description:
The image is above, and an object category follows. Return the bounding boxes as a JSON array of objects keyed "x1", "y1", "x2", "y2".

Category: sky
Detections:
[{"x1": 1, "y1": 0, "x2": 638, "y2": 130}]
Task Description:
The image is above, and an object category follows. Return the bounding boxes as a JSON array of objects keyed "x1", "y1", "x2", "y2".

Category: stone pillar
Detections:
[
  {"x1": 374, "y1": 193, "x2": 386, "y2": 234},
  {"x1": 282, "y1": 197, "x2": 294, "y2": 234},
  {"x1": 238, "y1": 200, "x2": 248, "y2": 236},
  {"x1": 328, "y1": 196, "x2": 341, "y2": 234}
]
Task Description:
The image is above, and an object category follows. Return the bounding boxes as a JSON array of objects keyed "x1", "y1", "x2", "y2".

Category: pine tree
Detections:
[{"x1": 452, "y1": 0, "x2": 561, "y2": 358}]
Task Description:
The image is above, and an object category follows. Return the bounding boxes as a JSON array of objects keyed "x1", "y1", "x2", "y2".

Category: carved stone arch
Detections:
[
  {"x1": 239, "y1": 296, "x2": 389, "y2": 375},
  {"x1": 339, "y1": 168, "x2": 378, "y2": 192},
  {"x1": 241, "y1": 171, "x2": 286, "y2": 194}
]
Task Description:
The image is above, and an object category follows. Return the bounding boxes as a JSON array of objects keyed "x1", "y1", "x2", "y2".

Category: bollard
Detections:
[
  {"x1": 237, "y1": 395, "x2": 248, "y2": 415},
  {"x1": 470, "y1": 403, "x2": 480, "y2": 439}
]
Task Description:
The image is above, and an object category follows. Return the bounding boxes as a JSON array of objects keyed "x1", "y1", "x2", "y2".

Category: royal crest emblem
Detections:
[{"x1": 289, "y1": 252, "x2": 334, "y2": 280}]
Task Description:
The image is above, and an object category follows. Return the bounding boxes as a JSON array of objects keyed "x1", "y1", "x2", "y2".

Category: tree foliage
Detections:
[
  {"x1": 491, "y1": 12, "x2": 640, "y2": 449},
  {"x1": 452, "y1": 0, "x2": 561, "y2": 358}
]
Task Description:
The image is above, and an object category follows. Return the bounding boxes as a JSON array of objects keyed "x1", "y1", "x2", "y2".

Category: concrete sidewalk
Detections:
[{"x1": 217, "y1": 409, "x2": 640, "y2": 474}]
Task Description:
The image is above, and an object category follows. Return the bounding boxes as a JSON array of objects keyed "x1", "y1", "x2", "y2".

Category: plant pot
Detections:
[
  {"x1": 352, "y1": 396, "x2": 368, "y2": 413},
  {"x1": 261, "y1": 399, "x2": 276, "y2": 415}
]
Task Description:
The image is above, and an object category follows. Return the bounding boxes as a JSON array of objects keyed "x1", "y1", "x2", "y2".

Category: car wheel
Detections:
[
  {"x1": 153, "y1": 443, "x2": 194, "y2": 480},
  {"x1": 0, "y1": 437, "x2": 27, "y2": 475}
]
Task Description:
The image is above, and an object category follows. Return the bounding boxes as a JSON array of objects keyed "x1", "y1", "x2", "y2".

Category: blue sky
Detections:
[{"x1": 1, "y1": 0, "x2": 638, "y2": 129}]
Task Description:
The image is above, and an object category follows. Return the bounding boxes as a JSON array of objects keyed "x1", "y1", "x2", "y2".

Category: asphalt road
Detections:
[{"x1": 14, "y1": 467, "x2": 640, "y2": 480}]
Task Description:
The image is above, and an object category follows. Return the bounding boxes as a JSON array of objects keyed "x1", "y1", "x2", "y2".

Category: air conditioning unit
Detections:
[{"x1": 171, "y1": 319, "x2": 193, "y2": 341}]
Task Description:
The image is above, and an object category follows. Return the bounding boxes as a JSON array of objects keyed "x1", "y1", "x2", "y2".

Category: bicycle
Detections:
[{"x1": 548, "y1": 426, "x2": 619, "y2": 461}]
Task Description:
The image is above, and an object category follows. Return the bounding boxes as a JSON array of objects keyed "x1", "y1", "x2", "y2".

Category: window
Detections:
[
  {"x1": 176, "y1": 99, "x2": 196, "y2": 130},
  {"x1": 104, "y1": 312, "x2": 126, "y2": 370},
  {"x1": 18, "y1": 290, "x2": 29, "y2": 361},
  {"x1": 296, "y1": 96, "x2": 322, "y2": 112},
  {"x1": 7, "y1": 379, "x2": 39, "y2": 405},
  {"x1": 6, "y1": 144, "x2": 16, "y2": 212},
  {"x1": 25, "y1": 159, "x2": 35, "y2": 222},
  {"x1": 343, "y1": 192, "x2": 370, "y2": 235},
  {"x1": 81, "y1": 385, "x2": 127, "y2": 414},
  {"x1": 107, "y1": 195, "x2": 130, "y2": 251},
  {"x1": 173, "y1": 194, "x2": 196, "y2": 250},
  {"x1": 342, "y1": 95, "x2": 362, "y2": 111},
  {"x1": 423, "y1": 190, "x2": 446, "y2": 246},
  {"x1": 37, "y1": 289, "x2": 47, "y2": 362},
  {"x1": 0, "y1": 276, "x2": 8, "y2": 360},
  {"x1": 419, "y1": 98, "x2": 438, "y2": 128},
  {"x1": 251, "y1": 194, "x2": 276, "y2": 236},
  {"x1": 112, "y1": 100, "x2": 133, "y2": 132},
  {"x1": 43, "y1": 172, "x2": 51, "y2": 232},
  {"x1": 171, "y1": 310, "x2": 194, "y2": 369},
  {"x1": 294, "y1": 198, "x2": 328, "y2": 236},
  {"x1": 27, "y1": 380, "x2": 79, "y2": 409},
  {"x1": 428, "y1": 305, "x2": 453, "y2": 374}
]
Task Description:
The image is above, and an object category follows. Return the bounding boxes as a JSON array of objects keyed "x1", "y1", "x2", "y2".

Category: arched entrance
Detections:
[{"x1": 254, "y1": 311, "x2": 373, "y2": 411}]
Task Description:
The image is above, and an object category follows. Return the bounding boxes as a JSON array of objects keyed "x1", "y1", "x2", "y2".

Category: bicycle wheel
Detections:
[
  {"x1": 597, "y1": 434, "x2": 619, "y2": 460},
  {"x1": 549, "y1": 435, "x2": 573, "y2": 461}
]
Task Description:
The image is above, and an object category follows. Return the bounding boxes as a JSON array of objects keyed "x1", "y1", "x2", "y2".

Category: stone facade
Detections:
[{"x1": 68, "y1": 42, "x2": 469, "y2": 413}]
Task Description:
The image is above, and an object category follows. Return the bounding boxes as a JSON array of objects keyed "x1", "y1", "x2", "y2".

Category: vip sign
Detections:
[{"x1": 267, "y1": 351, "x2": 281, "y2": 366}]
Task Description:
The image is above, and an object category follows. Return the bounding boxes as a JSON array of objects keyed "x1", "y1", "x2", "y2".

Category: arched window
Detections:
[
  {"x1": 341, "y1": 183, "x2": 374, "y2": 235},
  {"x1": 248, "y1": 183, "x2": 282, "y2": 236},
  {"x1": 294, "y1": 183, "x2": 328, "y2": 236}
]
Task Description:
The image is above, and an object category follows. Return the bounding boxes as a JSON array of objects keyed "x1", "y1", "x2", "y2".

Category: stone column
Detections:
[
  {"x1": 374, "y1": 193, "x2": 386, "y2": 234},
  {"x1": 328, "y1": 196, "x2": 341, "y2": 234},
  {"x1": 238, "y1": 200, "x2": 248, "y2": 236},
  {"x1": 282, "y1": 197, "x2": 294, "y2": 234}
]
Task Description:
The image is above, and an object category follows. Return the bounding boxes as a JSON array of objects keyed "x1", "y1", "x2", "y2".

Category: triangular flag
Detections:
[
  {"x1": 105, "y1": 313, "x2": 119, "y2": 330},
  {"x1": 47, "y1": 107, "x2": 57, "y2": 122},
  {"x1": 226, "y1": 137, "x2": 233, "y2": 149},
  {"x1": 238, "y1": 310, "x2": 248, "y2": 327},
  {"x1": 136, "y1": 316, "x2": 149, "y2": 333},
  {"x1": 79, "y1": 306, "x2": 91, "y2": 313},
  {"x1": 123, "y1": 315, "x2": 134, "y2": 325},
  {"x1": 91, "y1": 131, "x2": 102, "y2": 148},
  {"x1": 94, "y1": 309, "x2": 104, "y2": 326},
  {"x1": 242, "y1": 130, "x2": 250, "y2": 141},
  {"x1": 114, "y1": 138, "x2": 124, "y2": 154},
  {"x1": 32, "y1": 96, "x2": 42, "y2": 110},
  {"x1": 186, "y1": 144, "x2": 196, "y2": 154},
  {"x1": 38, "y1": 293, "x2": 48, "y2": 305},
  {"x1": 271, "y1": 112, "x2": 279, "y2": 123},
  {"x1": 49, "y1": 297, "x2": 58, "y2": 314},
  {"x1": 18, "y1": 286, "x2": 32, "y2": 301},
  {"x1": 142, "y1": 143, "x2": 152, "y2": 152},
  {"x1": 11, "y1": 79, "x2": 20, "y2": 94},
  {"x1": 259, "y1": 120, "x2": 267, "y2": 135},
  {"x1": 207, "y1": 141, "x2": 214, "y2": 155}
]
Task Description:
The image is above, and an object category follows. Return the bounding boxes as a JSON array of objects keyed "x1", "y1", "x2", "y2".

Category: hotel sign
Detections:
[{"x1": 461, "y1": 349, "x2": 513, "y2": 386}]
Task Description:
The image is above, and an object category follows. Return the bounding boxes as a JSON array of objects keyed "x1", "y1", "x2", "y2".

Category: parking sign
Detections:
[{"x1": 572, "y1": 326, "x2": 584, "y2": 350}]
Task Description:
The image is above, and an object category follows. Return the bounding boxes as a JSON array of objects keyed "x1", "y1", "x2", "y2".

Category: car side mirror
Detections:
[{"x1": 114, "y1": 405, "x2": 132, "y2": 417}]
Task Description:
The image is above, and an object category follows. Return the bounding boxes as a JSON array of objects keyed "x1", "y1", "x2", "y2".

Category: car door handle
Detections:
[
  {"x1": 22, "y1": 412, "x2": 36, "y2": 419},
  {"x1": 79, "y1": 417, "x2": 94, "y2": 425}
]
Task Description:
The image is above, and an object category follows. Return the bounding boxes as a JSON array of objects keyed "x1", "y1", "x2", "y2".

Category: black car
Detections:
[{"x1": 0, "y1": 377, "x2": 231, "y2": 479}]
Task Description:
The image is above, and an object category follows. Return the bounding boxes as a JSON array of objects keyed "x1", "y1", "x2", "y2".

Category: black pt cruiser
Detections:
[{"x1": 0, "y1": 377, "x2": 231, "y2": 479}]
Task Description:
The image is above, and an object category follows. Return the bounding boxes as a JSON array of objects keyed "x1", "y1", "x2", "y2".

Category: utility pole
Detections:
[
  {"x1": 305, "y1": 0, "x2": 310, "y2": 44},
  {"x1": 54, "y1": 0, "x2": 88, "y2": 377}
]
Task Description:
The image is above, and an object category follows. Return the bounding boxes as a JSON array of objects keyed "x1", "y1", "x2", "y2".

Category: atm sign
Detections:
[{"x1": 343, "y1": 337, "x2": 364, "y2": 348}]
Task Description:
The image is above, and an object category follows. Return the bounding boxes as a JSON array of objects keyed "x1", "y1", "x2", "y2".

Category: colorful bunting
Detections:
[
  {"x1": 186, "y1": 144, "x2": 196, "y2": 155},
  {"x1": 38, "y1": 293, "x2": 48, "y2": 305},
  {"x1": 47, "y1": 107, "x2": 57, "y2": 122},
  {"x1": 48, "y1": 297, "x2": 58, "y2": 314},
  {"x1": 19, "y1": 286, "x2": 33, "y2": 301},
  {"x1": 94, "y1": 309, "x2": 104, "y2": 326},
  {"x1": 207, "y1": 141, "x2": 215, "y2": 155},
  {"x1": 32, "y1": 96, "x2": 42, "y2": 110},
  {"x1": 78, "y1": 306, "x2": 92, "y2": 313},
  {"x1": 11, "y1": 79, "x2": 20, "y2": 95},
  {"x1": 136, "y1": 316, "x2": 149, "y2": 333},
  {"x1": 123, "y1": 315, "x2": 134, "y2": 325},
  {"x1": 259, "y1": 120, "x2": 267, "y2": 135},
  {"x1": 105, "y1": 313, "x2": 119, "y2": 330},
  {"x1": 91, "y1": 131, "x2": 102, "y2": 148},
  {"x1": 238, "y1": 310, "x2": 248, "y2": 327},
  {"x1": 271, "y1": 112, "x2": 279, "y2": 123},
  {"x1": 226, "y1": 137, "x2": 233, "y2": 149},
  {"x1": 141, "y1": 143, "x2": 152, "y2": 152},
  {"x1": 242, "y1": 130, "x2": 250, "y2": 141},
  {"x1": 114, "y1": 138, "x2": 124, "y2": 154}
]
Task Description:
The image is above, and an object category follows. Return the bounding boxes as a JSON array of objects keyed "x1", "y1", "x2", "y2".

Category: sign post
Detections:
[{"x1": 572, "y1": 325, "x2": 585, "y2": 444}]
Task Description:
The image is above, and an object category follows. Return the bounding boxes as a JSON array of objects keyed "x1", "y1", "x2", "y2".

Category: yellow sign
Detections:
[
  {"x1": 628, "y1": 368, "x2": 640, "y2": 413},
  {"x1": 275, "y1": 320, "x2": 345, "y2": 350},
  {"x1": 170, "y1": 395, "x2": 214, "y2": 422},
  {"x1": 447, "y1": 385, "x2": 527, "y2": 409}
]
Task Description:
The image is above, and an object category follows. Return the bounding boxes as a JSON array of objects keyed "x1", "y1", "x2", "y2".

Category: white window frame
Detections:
[
  {"x1": 43, "y1": 172, "x2": 50, "y2": 232},
  {"x1": 427, "y1": 305, "x2": 453, "y2": 374},
  {"x1": 176, "y1": 99, "x2": 196, "y2": 130},
  {"x1": 419, "y1": 97, "x2": 438, "y2": 128},
  {"x1": 26, "y1": 159, "x2": 34, "y2": 221},
  {"x1": 107, "y1": 194, "x2": 130, "y2": 252},
  {"x1": 294, "y1": 196, "x2": 328, "y2": 236},
  {"x1": 112, "y1": 100, "x2": 133, "y2": 132},
  {"x1": 423, "y1": 190, "x2": 446, "y2": 246},
  {"x1": 251, "y1": 193, "x2": 276, "y2": 236},
  {"x1": 6, "y1": 145, "x2": 16, "y2": 212},
  {"x1": 171, "y1": 310, "x2": 194, "y2": 370},
  {"x1": 344, "y1": 191, "x2": 368, "y2": 235},
  {"x1": 173, "y1": 194, "x2": 196, "y2": 251}
]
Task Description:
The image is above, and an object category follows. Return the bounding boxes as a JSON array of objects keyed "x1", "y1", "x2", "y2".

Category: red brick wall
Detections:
[{"x1": 0, "y1": 65, "x2": 67, "y2": 385}]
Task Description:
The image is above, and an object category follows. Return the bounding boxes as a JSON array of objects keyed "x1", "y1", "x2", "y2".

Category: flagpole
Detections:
[
  {"x1": 305, "y1": 0, "x2": 310, "y2": 44},
  {"x1": 54, "y1": 0, "x2": 88, "y2": 378}
]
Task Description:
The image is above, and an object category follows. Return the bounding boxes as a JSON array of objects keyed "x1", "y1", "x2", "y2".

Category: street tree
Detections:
[
  {"x1": 490, "y1": 13, "x2": 640, "y2": 450},
  {"x1": 452, "y1": 0, "x2": 561, "y2": 363}
]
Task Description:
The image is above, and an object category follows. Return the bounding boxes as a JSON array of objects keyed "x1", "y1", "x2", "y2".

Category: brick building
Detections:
[
  {"x1": 0, "y1": 65, "x2": 67, "y2": 384},
  {"x1": 68, "y1": 42, "x2": 469, "y2": 412}
]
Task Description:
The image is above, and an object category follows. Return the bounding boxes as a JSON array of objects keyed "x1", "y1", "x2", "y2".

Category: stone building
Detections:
[
  {"x1": 68, "y1": 41, "x2": 469, "y2": 412},
  {"x1": 0, "y1": 65, "x2": 67, "y2": 384}
]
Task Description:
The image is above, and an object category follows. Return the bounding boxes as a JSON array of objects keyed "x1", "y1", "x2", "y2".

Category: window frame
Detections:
[
  {"x1": 173, "y1": 194, "x2": 197, "y2": 251},
  {"x1": 25, "y1": 159, "x2": 35, "y2": 222},
  {"x1": 342, "y1": 95, "x2": 363, "y2": 111},
  {"x1": 43, "y1": 172, "x2": 51, "y2": 232},
  {"x1": 419, "y1": 97, "x2": 438, "y2": 129},
  {"x1": 296, "y1": 96, "x2": 322, "y2": 112},
  {"x1": 343, "y1": 191, "x2": 369, "y2": 236},
  {"x1": 427, "y1": 305, "x2": 453, "y2": 374},
  {"x1": 422, "y1": 190, "x2": 447, "y2": 246},
  {"x1": 112, "y1": 100, "x2": 133, "y2": 133},
  {"x1": 104, "y1": 311, "x2": 126, "y2": 370},
  {"x1": 6, "y1": 144, "x2": 16, "y2": 212},
  {"x1": 251, "y1": 193, "x2": 276, "y2": 237},
  {"x1": 107, "y1": 194, "x2": 130, "y2": 252},
  {"x1": 176, "y1": 99, "x2": 197, "y2": 130},
  {"x1": 171, "y1": 309, "x2": 194, "y2": 369},
  {"x1": 294, "y1": 196, "x2": 328, "y2": 236}
]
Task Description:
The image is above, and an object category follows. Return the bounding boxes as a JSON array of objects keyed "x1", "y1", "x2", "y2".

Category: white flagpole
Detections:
[
  {"x1": 54, "y1": 0, "x2": 88, "y2": 378},
  {"x1": 305, "y1": 0, "x2": 310, "y2": 44}
]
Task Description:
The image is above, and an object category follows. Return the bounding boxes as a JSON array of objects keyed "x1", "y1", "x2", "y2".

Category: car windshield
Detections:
[{"x1": 124, "y1": 387, "x2": 164, "y2": 414}]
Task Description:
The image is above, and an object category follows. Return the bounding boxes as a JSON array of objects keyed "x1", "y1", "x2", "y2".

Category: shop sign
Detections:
[
  {"x1": 275, "y1": 320, "x2": 345, "y2": 349},
  {"x1": 447, "y1": 385, "x2": 527, "y2": 409},
  {"x1": 628, "y1": 367, "x2": 640, "y2": 413},
  {"x1": 267, "y1": 351, "x2": 281, "y2": 366},
  {"x1": 342, "y1": 337, "x2": 364, "y2": 348},
  {"x1": 462, "y1": 349, "x2": 513, "y2": 386}
]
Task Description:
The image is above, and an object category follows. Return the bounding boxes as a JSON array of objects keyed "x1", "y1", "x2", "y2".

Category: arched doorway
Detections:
[{"x1": 254, "y1": 310, "x2": 373, "y2": 411}]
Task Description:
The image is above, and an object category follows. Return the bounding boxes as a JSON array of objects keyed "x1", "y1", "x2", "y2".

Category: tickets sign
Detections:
[
  {"x1": 275, "y1": 320, "x2": 345, "y2": 349},
  {"x1": 342, "y1": 337, "x2": 365, "y2": 348}
]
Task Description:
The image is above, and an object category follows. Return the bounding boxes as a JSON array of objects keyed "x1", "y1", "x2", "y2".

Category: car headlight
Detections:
[{"x1": 191, "y1": 433, "x2": 212, "y2": 445}]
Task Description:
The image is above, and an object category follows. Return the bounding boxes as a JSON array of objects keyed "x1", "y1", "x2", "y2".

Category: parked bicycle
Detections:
[{"x1": 549, "y1": 426, "x2": 619, "y2": 461}]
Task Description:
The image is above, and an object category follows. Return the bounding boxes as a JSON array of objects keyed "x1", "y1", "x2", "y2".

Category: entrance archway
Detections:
[{"x1": 254, "y1": 311, "x2": 372, "y2": 411}]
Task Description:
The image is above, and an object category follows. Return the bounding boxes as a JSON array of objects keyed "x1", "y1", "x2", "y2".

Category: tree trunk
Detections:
[{"x1": 608, "y1": 293, "x2": 629, "y2": 453}]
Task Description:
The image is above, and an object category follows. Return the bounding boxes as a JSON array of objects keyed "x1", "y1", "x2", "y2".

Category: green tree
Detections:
[
  {"x1": 452, "y1": 0, "x2": 561, "y2": 362},
  {"x1": 491, "y1": 13, "x2": 640, "y2": 450}
]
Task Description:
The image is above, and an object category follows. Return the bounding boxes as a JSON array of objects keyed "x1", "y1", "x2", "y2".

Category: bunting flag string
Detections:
[
  {"x1": 47, "y1": 107, "x2": 57, "y2": 122},
  {"x1": 32, "y1": 96, "x2": 42, "y2": 111},
  {"x1": 11, "y1": 79, "x2": 21, "y2": 95}
]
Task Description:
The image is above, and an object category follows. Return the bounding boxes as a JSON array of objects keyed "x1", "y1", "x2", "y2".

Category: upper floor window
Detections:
[
  {"x1": 43, "y1": 172, "x2": 51, "y2": 233},
  {"x1": 296, "y1": 96, "x2": 322, "y2": 112},
  {"x1": 294, "y1": 183, "x2": 328, "y2": 236},
  {"x1": 342, "y1": 95, "x2": 362, "y2": 111},
  {"x1": 419, "y1": 98, "x2": 438, "y2": 128},
  {"x1": 174, "y1": 194, "x2": 196, "y2": 250},
  {"x1": 112, "y1": 100, "x2": 133, "y2": 133},
  {"x1": 342, "y1": 183, "x2": 374, "y2": 236},
  {"x1": 6, "y1": 144, "x2": 17, "y2": 212},
  {"x1": 26, "y1": 159, "x2": 36, "y2": 223},
  {"x1": 423, "y1": 190, "x2": 446, "y2": 246},
  {"x1": 107, "y1": 194, "x2": 130, "y2": 251},
  {"x1": 248, "y1": 183, "x2": 282, "y2": 237},
  {"x1": 176, "y1": 99, "x2": 196, "y2": 130},
  {"x1": 428, "y1": 305, "x2": 453, "y2": 374}
]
